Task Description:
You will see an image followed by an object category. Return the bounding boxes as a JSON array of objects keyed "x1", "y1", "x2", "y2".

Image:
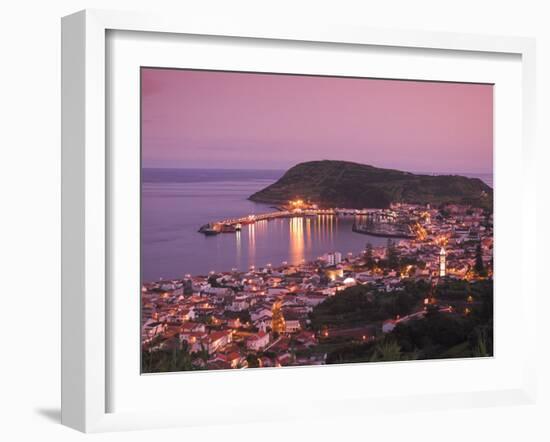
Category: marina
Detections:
[
  {"x1": 198, "y1": 203, "x2": 402, "y2": 237},
  {"x1": 142, "y1": 168, "x2": 491, "y2": 281}
]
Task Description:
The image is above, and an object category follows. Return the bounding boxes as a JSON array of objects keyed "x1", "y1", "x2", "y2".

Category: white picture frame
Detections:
[{"x1": 61, "y1": 9, "x2": 537, "y2": 433}]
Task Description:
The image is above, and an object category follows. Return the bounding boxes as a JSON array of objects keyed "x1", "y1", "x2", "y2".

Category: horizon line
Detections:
[{"x1": 141, "y1": 165, "x2": 493, "y2": 175}]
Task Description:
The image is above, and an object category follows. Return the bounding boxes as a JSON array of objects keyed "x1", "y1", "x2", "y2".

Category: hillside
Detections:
[{"x1": 249, "y1": 160, "x2": 492, "y2": 210}]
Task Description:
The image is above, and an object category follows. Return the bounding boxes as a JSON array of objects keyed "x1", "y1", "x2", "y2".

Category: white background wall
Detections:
[{"x1": 0, "y1": 1, "x2": 548, "y2": 441}]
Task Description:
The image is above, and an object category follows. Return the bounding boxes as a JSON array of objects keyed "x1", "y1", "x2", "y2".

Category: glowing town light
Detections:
[{"x1": 343, "y1": 277, "x2": 356, "y2": 286}]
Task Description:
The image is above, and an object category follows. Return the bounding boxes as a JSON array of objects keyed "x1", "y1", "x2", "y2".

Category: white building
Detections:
[
  {"x1": 142, "y1": 321, "x2": 166, "y2": 339},
  {"x1": 285, "y1": 319, "x2": 301, "y2": 333},
  {"x1": 202, "y1": 286, "x2": 233, "y2": 296},
  {"x1": 382, "y1": 320, "x2": 396, "y2": 333},
  {"x1": 174, "y1": 308, "x2": 195, "y2": 322},
  {"x1": 208, "y1": 331, "x2": 232, "y2": 353},
  {"x1": 439, "y1": 247, "x2": 447, "y2": 277},
  {"x1": 302, "y1": 294, "x2": 326, "y2": 307},
  {"x1": 253, "y1": 315, "x2": 272, "y2": 333},
  {"x1": 267, "y1": 287, "x2": 289, "y2": 296},
  {"x1": 323, "y1": 251, "x2": 342, "y2": 266},
  {"x1": 229, "y1": 297, "x2": 249, "y2": 311},
  {"x1": 251, "y1": 307, "x2": 272, "y2": 322},
  {"x1": 246, "y1": 332, "x2": 270, "y2": 351}
]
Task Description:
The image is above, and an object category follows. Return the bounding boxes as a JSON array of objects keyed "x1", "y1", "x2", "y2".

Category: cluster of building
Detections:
[
  {"x1": 142, "y1": 202, "x2": 493, "y2": 371},
  {"x1": 387, "y1": 202, "x2": 493, "y2": 280}
]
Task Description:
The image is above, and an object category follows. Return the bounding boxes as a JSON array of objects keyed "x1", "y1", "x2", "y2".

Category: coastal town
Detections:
[{"x1": 141, "y1": 201, "x2": 493, "y2": 372}]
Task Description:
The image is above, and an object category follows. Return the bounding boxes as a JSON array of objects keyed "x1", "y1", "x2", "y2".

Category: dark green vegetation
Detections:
[
  {"x1": 310, "y1": 280, "x2": 430, "y2": 330},
  {"x1": 435, "y1": 279, "x2": 494, "y2": 322},
  {"x1": 313, "y1": 278, "x2": 493, "y2": 364},
  {"x1": 249, "y1": 160, "x2": 492, "y2": 210},
  {"x1": 142, "y1": 339, "x2": 205, "y2": 373}
]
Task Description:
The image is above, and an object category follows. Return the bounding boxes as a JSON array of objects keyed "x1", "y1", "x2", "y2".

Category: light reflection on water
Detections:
[
  {"x1": 142, "y1": 168, "x2": 492, "y2": 281},
  {"x1": 235, "y1": 229, "x2": 241, "y2": 263},
  {"x1": 289, "y1": 217, "x2": 305, "y2": 264},
  {"x1": 142, "y1": 178, "x2": 385, "y2": 281}
]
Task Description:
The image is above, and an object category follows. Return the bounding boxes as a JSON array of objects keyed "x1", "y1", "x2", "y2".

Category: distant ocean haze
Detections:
[
  {"x1": 142, "y1": 167, "x2": 493, "y2": 187},
  {"x1": 142, "y1": 168, "x2": 285, "y2": 184},
  {"x1": 141, "y1": 167, "x2": 492, "y2": 281}
]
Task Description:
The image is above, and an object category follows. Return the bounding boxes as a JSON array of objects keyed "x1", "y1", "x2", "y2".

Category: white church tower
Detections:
[{"x1": 439, "y1": 247, "x2": 446, "y2": 277}]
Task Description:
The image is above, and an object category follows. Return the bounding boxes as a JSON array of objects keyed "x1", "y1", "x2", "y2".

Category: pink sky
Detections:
[{"x1": 141, "y1": 68, "x2": 493, "y2": 174}]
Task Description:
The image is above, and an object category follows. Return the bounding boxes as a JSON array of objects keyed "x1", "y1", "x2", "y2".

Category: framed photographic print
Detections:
[
  {"x1": 139, "y1": 67, "x2": 494, "y2": 374},
  {"x1": 61, "y1": 9, "x2": 537, "y2": 432}
]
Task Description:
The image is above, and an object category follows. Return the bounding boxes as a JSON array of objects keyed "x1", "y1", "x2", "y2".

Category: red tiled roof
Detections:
[{"x1": 209, "y1": 330, "x2": 231, "y2": 341}]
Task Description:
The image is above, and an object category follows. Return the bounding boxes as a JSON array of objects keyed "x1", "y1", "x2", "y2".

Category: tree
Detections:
[
  {"x1": 183, "y1": 279, "x2": 193, "y2": 295},
  {"x1": 470, "y1": 327, "x2": 491, "y2": 357},
  {"x1": 364, "y1": 242, "x2": 376, "y2": 269},
  {"x1": 369, "y1": 339, "x2": 402, "y2": 362},
  {"x1": 386, "y1": 239, "x2": 399, "y2": 270},
  {"x1": 207, "y1": 275, "x2": 221, "y2": 287},
  {"x1": 141, "y1": 338, "x2": 195, "y2": 373},
  {"x1": 474, "y1": 242, "x2": 486, "y2": 276},
  {"x1": 424, "y1": 304, "x2": 440, "y2": 320},
  {"x1": 196, "y1": 343, "x2": 209, "y2": 365},
  {"x1": 246, "y1": 353, "x2": 260, "y2": 368}
]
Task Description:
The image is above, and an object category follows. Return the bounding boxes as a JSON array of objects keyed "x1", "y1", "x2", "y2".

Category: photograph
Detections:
[
  {"x1": 1, "y1": 0, "x2": 544, "y2": 438},
  {"x1": 140, "y1": 68, "x2": 494, "y2": 373}
]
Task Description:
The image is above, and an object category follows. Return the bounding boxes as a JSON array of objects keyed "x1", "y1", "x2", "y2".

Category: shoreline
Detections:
[{"x1": 141, "y1": 200, "x2": 493, "y2": 372}]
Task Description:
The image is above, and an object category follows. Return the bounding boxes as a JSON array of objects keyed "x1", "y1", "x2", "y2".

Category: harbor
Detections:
[
  {"x1": 198, "y1": 200, "x2": 403, "y2": 237},
  {"x1": 143, "y1": 199, "x2": 494, "y2": 371}
]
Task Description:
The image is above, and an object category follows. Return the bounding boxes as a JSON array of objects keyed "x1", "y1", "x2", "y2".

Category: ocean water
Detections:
[{"x1": 141, "y1": 168, "x2": 492, "y2": 281}]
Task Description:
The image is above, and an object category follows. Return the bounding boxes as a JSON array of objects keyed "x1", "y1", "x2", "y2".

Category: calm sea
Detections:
[{"x1": 141, "y1": 168, "x2": 492, "y2": 281}]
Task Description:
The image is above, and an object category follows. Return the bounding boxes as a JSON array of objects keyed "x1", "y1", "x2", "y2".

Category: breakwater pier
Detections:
[{"x1": 198, "y1": 205, "x2": 401, "y2": 236}]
